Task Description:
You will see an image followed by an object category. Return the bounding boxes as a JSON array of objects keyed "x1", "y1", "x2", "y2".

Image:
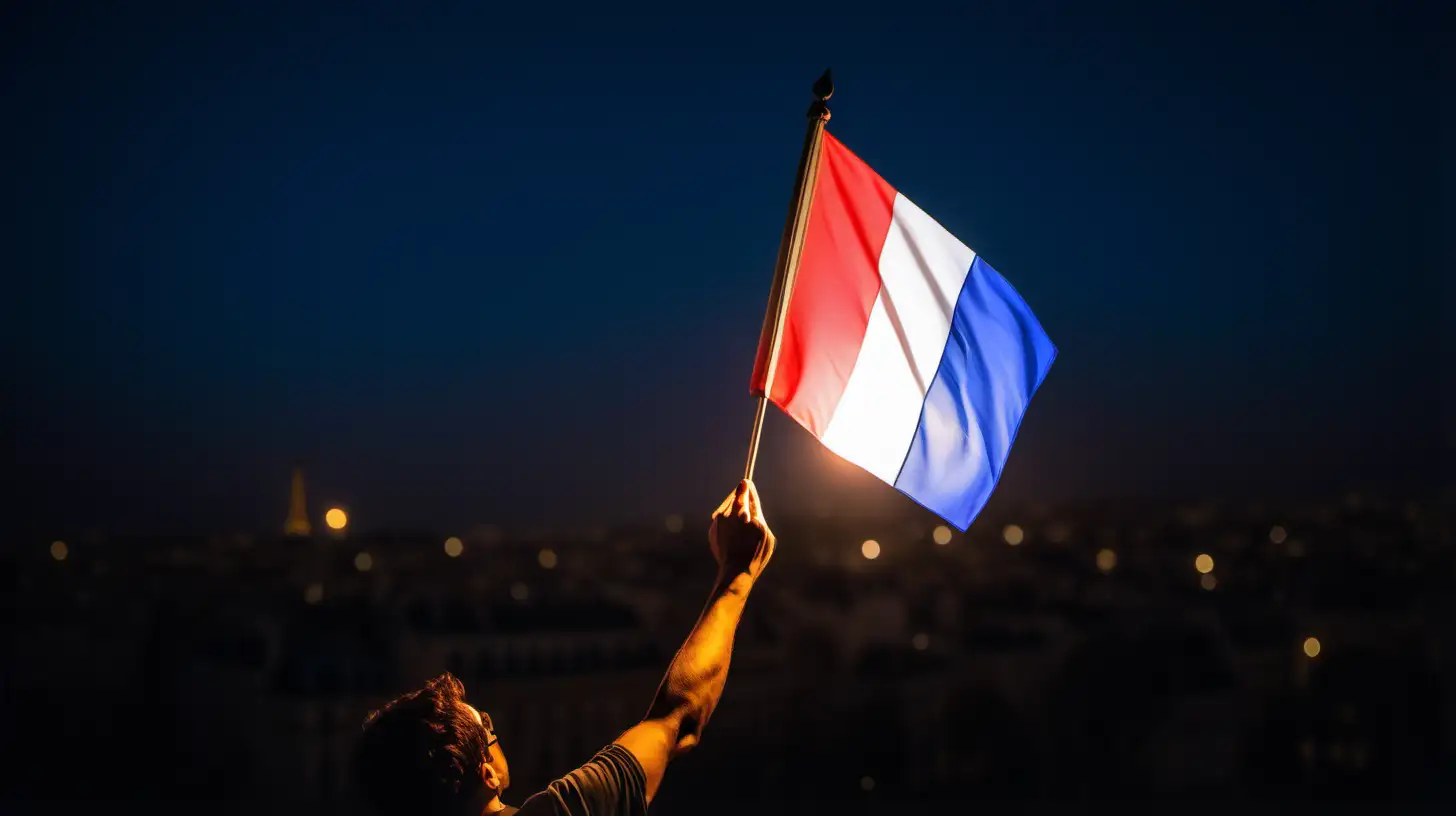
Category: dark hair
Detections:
[{"x1": 354, "y1": 672, "x2": 490, "y2": 816}]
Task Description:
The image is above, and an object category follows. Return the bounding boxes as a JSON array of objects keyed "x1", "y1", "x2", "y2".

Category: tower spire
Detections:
[{"x1": 284, "y1": 465, "x2": 312, "y2": 536}]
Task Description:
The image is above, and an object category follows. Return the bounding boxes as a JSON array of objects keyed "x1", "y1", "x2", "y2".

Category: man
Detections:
[{"x1": 353, "y1": 480, "x2": 776, "y2": 816}]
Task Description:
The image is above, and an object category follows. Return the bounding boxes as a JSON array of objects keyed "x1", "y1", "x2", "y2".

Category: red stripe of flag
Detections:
[{"x1": 751, "y1": 131, "x2": 897, "y2": 437}]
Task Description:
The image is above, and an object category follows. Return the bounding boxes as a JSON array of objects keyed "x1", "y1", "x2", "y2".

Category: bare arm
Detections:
[{"x1": 614, "y1": 480, "x2": 774, "y2": 802}]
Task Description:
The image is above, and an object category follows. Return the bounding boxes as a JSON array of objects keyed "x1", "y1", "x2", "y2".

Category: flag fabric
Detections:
[{"x1": 751, "y1": 131, "x2": 1057, "y2": 531}]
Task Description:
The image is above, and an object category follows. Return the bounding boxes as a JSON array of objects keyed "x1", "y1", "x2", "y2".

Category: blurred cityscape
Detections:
[{"x1": 2, "y1": 477, "x2": 1453, "y2": 814}]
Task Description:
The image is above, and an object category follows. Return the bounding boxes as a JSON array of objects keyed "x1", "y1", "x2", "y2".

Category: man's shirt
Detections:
[{"x1": 510, "y1": 745, "x2": 648, "y2": 816}]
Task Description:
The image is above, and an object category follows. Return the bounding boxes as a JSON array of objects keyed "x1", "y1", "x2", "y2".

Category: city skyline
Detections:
[{"x1": 9, "y1": 485, "x2": 1449, "y2": 809}]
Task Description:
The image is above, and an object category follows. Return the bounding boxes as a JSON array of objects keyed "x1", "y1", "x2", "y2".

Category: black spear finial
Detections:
[{"x1": 809, "y1": 68, "x2": 834, "y2": 120}]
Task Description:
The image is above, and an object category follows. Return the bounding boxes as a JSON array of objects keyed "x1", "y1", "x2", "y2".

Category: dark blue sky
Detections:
[{"x1": 4, "y1": 2, "x2": 1445, "y2": 535}]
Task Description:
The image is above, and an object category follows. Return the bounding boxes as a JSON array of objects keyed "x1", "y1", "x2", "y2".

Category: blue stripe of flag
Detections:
[{"x1": 893, "y1": 256, "x2": 1057, "y2": 531}]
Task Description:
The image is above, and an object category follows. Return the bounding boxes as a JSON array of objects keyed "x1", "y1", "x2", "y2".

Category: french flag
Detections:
[{"x1": 752, "y1": 132, "x2": 1057, "y2": 531}]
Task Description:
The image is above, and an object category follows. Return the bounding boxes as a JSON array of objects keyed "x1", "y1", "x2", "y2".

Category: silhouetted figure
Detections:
[{"x1": 352, "y1": 481, "x2": 776, "y2": 816}]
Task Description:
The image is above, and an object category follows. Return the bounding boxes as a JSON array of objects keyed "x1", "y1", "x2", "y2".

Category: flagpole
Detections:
[{"x1": 743, "y1": 69, "x2": 834, "y2": 481}]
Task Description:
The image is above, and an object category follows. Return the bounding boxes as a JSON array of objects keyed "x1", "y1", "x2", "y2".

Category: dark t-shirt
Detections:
[{"x1": 510, "y1": 745, "x2": 648, "y2": 816}]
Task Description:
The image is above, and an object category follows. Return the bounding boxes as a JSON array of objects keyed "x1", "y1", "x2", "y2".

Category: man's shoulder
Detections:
[{"x1": 514, "y1": 745, "x2": 647, "y2": 816}]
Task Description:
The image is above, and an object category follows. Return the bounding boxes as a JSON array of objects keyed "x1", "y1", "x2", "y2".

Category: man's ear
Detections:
[{"x1": 481, "y1": 762, "x2": 500, "y2": 794}]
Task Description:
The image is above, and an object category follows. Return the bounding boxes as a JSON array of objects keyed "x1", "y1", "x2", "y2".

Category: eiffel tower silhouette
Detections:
[{"x1": 284, "y1": 464, "x2": 312, "y2": 537}]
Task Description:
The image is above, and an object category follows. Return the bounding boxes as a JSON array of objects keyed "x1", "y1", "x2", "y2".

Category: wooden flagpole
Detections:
[{"x1": 744, "y1": 70, "x2": 834, "y2": 481}]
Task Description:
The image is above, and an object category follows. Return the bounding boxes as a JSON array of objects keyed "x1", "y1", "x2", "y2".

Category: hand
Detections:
[{"x1": 708, "y1": 480, "x2": 775, "y2": 583}]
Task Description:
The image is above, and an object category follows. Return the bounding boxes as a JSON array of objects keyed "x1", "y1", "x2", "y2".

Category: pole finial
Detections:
[
  {"x1": 813, "y1": 69, "x2": 834, "y2": 101},
  {"x1": 808, "y1": 69, "x2": 833, "y2": 120}
]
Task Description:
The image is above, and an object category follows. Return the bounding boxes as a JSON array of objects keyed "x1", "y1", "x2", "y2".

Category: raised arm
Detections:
[{"x1": 614, "y1": 479, "x2": 775, "y2": 802}]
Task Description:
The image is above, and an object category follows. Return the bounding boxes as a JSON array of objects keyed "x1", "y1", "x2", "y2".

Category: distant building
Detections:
[{"x1": 285, "y1": 465, "x2": 312, "y2": 537}]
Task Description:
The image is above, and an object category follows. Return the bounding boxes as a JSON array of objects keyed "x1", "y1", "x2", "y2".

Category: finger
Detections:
[
  {"x1": 732, "y1": 480, "x2": 749, "y2": 513},
  {"x1": 712, "y1": 489, "x2": 736, "y2": 518},
  {"x1": 743, "y1": 480, "x2": 761, "y2": 520}
]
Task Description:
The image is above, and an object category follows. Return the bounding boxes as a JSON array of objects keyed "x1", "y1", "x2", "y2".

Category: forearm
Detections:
[{"x1": 645, "y1": 570, "x2": 754, "y2": 747}]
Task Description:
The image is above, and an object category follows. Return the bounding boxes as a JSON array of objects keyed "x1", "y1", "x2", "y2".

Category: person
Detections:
[{"x1": 352, "y1": 479, "x2": 776, "y2": 816}]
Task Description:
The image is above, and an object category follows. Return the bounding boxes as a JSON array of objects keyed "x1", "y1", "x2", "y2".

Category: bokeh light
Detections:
[
  {"x1": 912, "y1": 633, "x2": 929, "y2": 651},
  {"x1": 1003, "y1": 525, "x2": 1024, "y2": 546},
  {"x1": 1195, "y1": 553, "x2": 1215, "y2": 574},
  {"x1": 304, "y1": 583, "x2": 324, "y2": 604},
  {"x1": 50, "y1": 540, "x2": 68, "y2": 561},
  {"x1": 1270, "y1": 525, "x2": 1288, "y2": 544},
  {"x1": 510, "y1": 582, "x2": 529, "y2": 601},
  {"x1": 860, "y1": 776, "x2": 875, "y2": 792},
  {"x1": 932, "y1": 526, "x2": 952, "y2": 546},
  {"x1": 1096, "y1": 548, "x2": 1117, "y2": 573},
  {"x1": 538, "y1": 548, "x2": 558, "y2": 569},
  {"x1": 1201, "y1": 573, "x2": 1217, "y2": 591},
  {"x1": 1304, "y1": 636, "x2": 1322, "y2": 658},
  {"x1": 444, "y1": 536, "x2": 464, "y2": 557},
  {"x1": 325, "y1": 508, "x2": 348, "y2": 530},
  {"x1": 861, "y1": 540, "x2": 880, "y2": 560},
  {"x1": 665, "y1": 514, "x2": 684, "y2": 533},
  {"x1": 354, "y1": 552, "x2": 373, "y2": 572}
]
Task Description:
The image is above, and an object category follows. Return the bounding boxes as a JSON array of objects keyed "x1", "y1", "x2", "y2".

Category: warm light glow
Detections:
[
  {"x1": 444, "y1": 536, "x2": 464, "y2": 557},
  {"x1": 50, "y1": 540, "x2": 68, "y2": 561},
  {"x1": 932, "y1": 526, "x2": 953, "y2": 546},
  {"x1": 304, "y1": 583, "x2": 324, "y2": 604},
  {"x1": 1303, "y1": 636, "x2": 1321, "y2": 658},
  {"x1": 1195, "y1": 553, "x2": 1215, "y2": 574},
  {"x1": 354, "y1": 552, "x2": 373, "y2": 572},
  {"x1": 1003, "y1": 524, "x2": 1024, "y2": 546},
  {"x1": 1201, "y1": 573, "x2": 1217, "y2": 591},
  {"x1": 861, "y1": 539, "x2": 881, "y2": 560},
  {"x1": 860, "y1": 776, "x2": 875, "y2": 792},
  {"x1": 1096, "y1": 548, "x2": 1117, "y2": 573},
  {"x1": 1269, "y1": 525, "x2": 1288, "y2": 544},
  {"x1": 325, "y1": 508, "x2": 348, "y2": 530},
  {"x1": 538, "y1": 548, "x2": 558, "y2": 569},
  {"x1": 665, "y1": 514, "x2": 684, "y2": 533},
  {"x1": 510, "y1": 582, "x2": 529, "y2": 601},
  {"x1": 912, "y1": 633, "x2": 929, "y2": 651}
]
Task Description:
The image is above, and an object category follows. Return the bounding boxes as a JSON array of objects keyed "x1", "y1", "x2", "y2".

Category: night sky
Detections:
[{"x1": 4, "y1": 2, "x2": 1446, "y2": 536}]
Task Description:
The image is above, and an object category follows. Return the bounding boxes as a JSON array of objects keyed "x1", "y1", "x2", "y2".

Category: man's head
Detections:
[{"x1": 354, "y1": 673, "x2": 511, "y2": 816}]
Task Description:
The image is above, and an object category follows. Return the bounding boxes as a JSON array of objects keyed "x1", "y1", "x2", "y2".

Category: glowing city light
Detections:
[
  {"x1": 1003, "y1": 525, "x2": 1024, "y2": 546},
  {"x1": 1201, "y1": 573, "x2": 1217, "y2": 591},
  {"x1": 912, "y1": 633, "x2": 929, "y2": 651},
  {"x1": 538, "y1": 548, "x2": 558, "y2": 569},
  {"x1": 444, "y1": 537, "x2": 464, "y2": 557},
  {"x1": 665, "y1": 514, "x2": 684, "y2": 533},
  {"x1": 50, "y1": 541, "x2": 68, "y2": 561},
  {"x1": 1195, "y1": 553, "x2": 1215, "y2": 574},
  {"x1": 860, "y1": 776, "x2": 875, "y2": 792},
  {"x1": 1269, "y1": 525, "x2": 1288, "y2": 544},
  {"x1": 325, "y1": 508, "x2": 348, "y2": 530},
  {"x1": 1096, "y1": 548, "x2": 1117, "y2": 573},
  {"x1": 354, "y1": 552, "x2": 373, "y2": 572},
  {"x1": 1303, "y1": 636, "x2": 1321, "y2": 658},
  {"x1": 510, "y1": 582, "x2": 529, "y2": 601},
  {"x1": 861, "y1": 540, "x2": 880, "y2": 560},
  {"x1": 932, "y1": 526, "x2": 952, "y2": 546},
  {"x1": 304, "y1": 583, "x2": 324, "y2": 604}
]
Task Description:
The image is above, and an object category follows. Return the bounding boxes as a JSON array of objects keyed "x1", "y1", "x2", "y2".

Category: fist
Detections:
[{"x1": 708, "y1": 480, "x2": 776, "y2": 582}]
